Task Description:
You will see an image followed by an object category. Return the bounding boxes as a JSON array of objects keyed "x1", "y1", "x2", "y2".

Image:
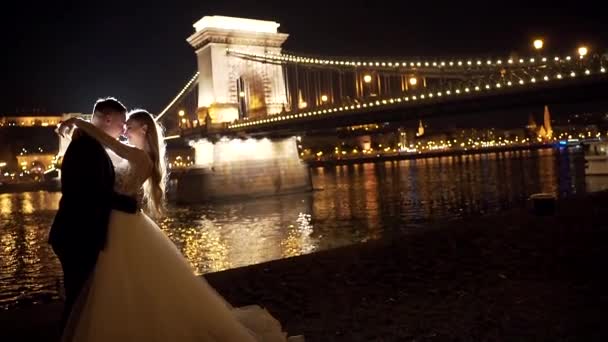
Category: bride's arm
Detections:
[{"x1": 64, "y1": 118, "x2": 145, "y2": 163}]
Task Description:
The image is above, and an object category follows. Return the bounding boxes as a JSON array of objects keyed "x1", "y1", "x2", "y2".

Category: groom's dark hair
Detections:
[{"x1": 93, "y1": 97, "x2": 127, "y2": 116}]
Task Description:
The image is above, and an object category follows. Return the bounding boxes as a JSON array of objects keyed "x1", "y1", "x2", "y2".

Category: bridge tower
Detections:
[
  {"x1": 176, "y1": 16, "x2": 310, "y2": 203},
  {"x1": 187, "y1": 15, "x2": 289, "y2": 123}
]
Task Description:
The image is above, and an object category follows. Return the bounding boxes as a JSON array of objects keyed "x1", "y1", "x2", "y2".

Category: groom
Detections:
[{"x1": 49, "y1": 97, "x2": 137, "y2": 329}]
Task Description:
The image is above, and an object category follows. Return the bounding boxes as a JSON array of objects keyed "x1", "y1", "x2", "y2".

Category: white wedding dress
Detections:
[{"x1": 62, "y1": 152, "x2": 301, "y2": 341}]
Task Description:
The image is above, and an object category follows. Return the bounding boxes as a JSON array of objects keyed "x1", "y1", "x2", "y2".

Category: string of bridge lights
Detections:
[
  {"x1": 156, "y1": 71, "x2": 200, "y2": 121},
  {"x1": 228, "y1": 66, "x2": 606, "y2": 130},
  {"x1": 226, "y1": 48, "x2": 596, "y2": 69}
]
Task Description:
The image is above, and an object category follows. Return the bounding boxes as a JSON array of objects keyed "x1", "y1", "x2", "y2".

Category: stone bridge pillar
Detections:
[
  {"x1": 187, "y1": 15, "x2": 289, "y2": 124},
  {"x1": 175, "y1": 16, "x2": 310, "y2": 203}
]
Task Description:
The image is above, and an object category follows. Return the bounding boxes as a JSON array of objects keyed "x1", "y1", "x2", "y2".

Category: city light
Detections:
[
  {"x1": 533, "y1": 39, "x2": 544, "y2": 50},
  {"x1": 578, "y1": 46, "x2": 588, "y2": 57},
  {"x1": 363, "y1": 75, "x2": 372, "y2": 83},
  {"x1": 408, "y1": 77, "x2": 417, "y2": 86},
  {"x1": 178, "y1": 110, "x2": 185, "y2": 117},
  {"x1": 321, "y1": 95, "x2": 328, "y2": 102}
]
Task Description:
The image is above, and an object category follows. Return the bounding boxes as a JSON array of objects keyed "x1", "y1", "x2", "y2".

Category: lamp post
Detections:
[
  {"x1": 578, "y1": 46, "x2": 589, "y2": 69},
  {"x1": 533, "y1": 39, "x2": 544, "y2": 63},
  {"x1": 178, "y1": 110, "x2": 187, "y2": 128},
  {"x1": 363, "y1": 74, "x2": 372, "y2": 97},
  {"x1": 578, "y1": 46, "x2": 588, "y2": 58}
]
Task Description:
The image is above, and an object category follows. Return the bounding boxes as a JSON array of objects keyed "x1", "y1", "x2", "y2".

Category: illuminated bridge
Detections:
[
  {"x1": 155, "y1": 15, "x2": 608, "y2": 202},
  {"x1": 156, "y1": 16, "x2": 607, "y2": 139}
]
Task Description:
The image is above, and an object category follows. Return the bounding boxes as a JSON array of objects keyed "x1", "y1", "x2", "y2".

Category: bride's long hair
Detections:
[{"x1": 127, "y1": 109, "x2": 167, "y2": 218}]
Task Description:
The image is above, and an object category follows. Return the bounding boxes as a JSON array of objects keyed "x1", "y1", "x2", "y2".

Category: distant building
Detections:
[{"x1": 0, "y1": 113, "x2": 89, "y2": 170}]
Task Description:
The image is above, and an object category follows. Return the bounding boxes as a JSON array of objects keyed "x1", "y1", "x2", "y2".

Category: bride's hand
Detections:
[{"x1": 56, "y1": 118, "x2": 80, "y2": 137}]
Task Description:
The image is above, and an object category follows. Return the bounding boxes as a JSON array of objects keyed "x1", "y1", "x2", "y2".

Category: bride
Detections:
[{"x1": 58, "y1": 110, "x2": 302, "y2": 341}]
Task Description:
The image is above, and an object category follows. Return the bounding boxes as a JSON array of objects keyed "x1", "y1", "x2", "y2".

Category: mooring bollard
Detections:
[{"x1": 528, "y1": 193, "x2": 557, "y2": 216}]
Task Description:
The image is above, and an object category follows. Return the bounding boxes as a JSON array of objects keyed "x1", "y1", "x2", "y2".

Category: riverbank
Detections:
[
  {"x1": 305, "y1": 143, "x2": 557, "y2": 167},
  {"x1": 0, "y1": 180, "x2": 59, "y2": 194},
  {"x1": 2, "y1": 190, "x2": 607, "y2": 341}
]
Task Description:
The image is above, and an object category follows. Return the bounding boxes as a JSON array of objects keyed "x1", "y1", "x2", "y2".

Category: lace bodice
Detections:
[{"x1": 107, "y1": 149, "x2": 149, "y2": 205}]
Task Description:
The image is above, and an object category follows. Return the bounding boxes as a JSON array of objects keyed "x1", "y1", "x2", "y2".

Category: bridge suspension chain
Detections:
[
  {"x1": 226, "y1": 48, "x2": 605, "y2": 74},
  {"x1": 156, "y1": 71, "x2": 200, "y2": 122}
]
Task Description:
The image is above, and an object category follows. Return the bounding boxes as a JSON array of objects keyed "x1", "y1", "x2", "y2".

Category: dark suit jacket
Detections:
[{"x1": 48, "y1": 132, "x2": 115, "y2": 258}]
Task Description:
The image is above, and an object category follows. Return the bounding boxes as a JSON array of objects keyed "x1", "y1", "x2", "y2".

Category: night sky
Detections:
[{"x1": 2, "y1": 1, "x2": 607, "y2": 115}]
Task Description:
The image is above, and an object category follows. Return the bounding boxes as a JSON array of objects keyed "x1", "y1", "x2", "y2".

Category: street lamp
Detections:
[
  {"x1": 178, "y1": 110, "x2": 185, "y2": 117},
  {"x1": 321, "y1": 95, "x2": 328, "y2": 103},
  {"x1": 363, "y1": 74, "x2": 372, "y2": 83},
  {"x1": 409, "y1": 77, "x2": 417, "y2": 86},
  {"x1": 578, "y1": 46, "x2": 588, "y2": 58},
  {"x1": 533, "y1": 39, "x2": 544, "y2": 51}
]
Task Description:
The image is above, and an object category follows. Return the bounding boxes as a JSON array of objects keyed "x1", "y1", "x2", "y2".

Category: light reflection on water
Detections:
[{"x1": 2, "y1": 148, "x2": 608, "y2": 309}]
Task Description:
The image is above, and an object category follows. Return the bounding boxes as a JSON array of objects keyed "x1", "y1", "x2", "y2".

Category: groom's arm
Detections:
[{"x1": 73, "y1": 119, "x2": 144, "y2": 162}]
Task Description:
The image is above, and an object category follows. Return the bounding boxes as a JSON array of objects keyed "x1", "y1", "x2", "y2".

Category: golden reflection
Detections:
[
  {"x1": 0, "y1": 232, "x2": 17, "y2": 270},
  {"x1": 281, "y1": 213, "x2": 315, "y2": 258},
  {"x1": 21, "y1": 224, "x2": 41, "y2": 278},
  {"x1": 362, "y1": 163, "x2": 379, "y2": 210},
  {"x1": 538, "y1": 149, "x2": 556, "y2": 194},
  {"x1": 159, "y1": 194, "x2": 314, "y2": 275},
  {"x1": 0, "y1": 229, "x2": 18, "y2": 304},
  {"x1": 0, "y1": 149, "x2": 588, "y2": 309},
  {"x1": 189, "y1": 226, "x2": 230, "y2": 274},
  {"x1": 21, "y1": 193, "x2": 34, "y2": 214},
  {"x1": 160, "y1": 220, "x2": 231, "y2": 275},
  {"x1": 223, "y1": 220, "x2": 273, "y2": 267},
  {"x1": 0, "y1": 194, "x2": 13, "y2": 215},
  {"x1": 418, "y1": 159, "x2": 434, "y2": 218}
]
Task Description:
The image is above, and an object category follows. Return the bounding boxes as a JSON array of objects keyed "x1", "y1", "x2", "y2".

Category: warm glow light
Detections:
[
  {"x1": 363, "y1": 75, "x2": 372, "y2": 83},
  {"x1": 178, "y1": 110, "x2": 185, "y2": 117},
  {"x1": 193, "y1": 16, "x2": 280, "y2": 33},
  {"x1": 321, "y1": 95, "x2": 328, "y2": 102},
  {"x1": 533, "y1": 39, "x2": 544, "y2": 50},
  {"x1": 239, "y1": 91, "x2": 246, "y2": 98},
  {"x1": 409, "y1": 77, "x2": 417, "y2": 86},
  {"x1": 578, "y1": 46, "x2": 588, "y2": 57}
]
